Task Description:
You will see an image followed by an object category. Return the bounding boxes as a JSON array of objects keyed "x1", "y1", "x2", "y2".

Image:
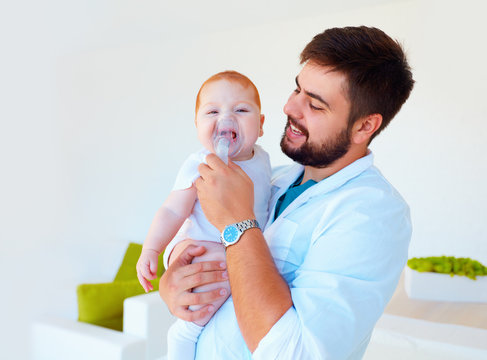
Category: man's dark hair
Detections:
[{"x1": 300, "y1": 26, "x2": 414, "y2": 141}]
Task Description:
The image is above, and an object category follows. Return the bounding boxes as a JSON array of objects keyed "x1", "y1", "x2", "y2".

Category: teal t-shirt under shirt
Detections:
[{"x1": 274, "y1": 171, "x2": 317, "y2": 220}]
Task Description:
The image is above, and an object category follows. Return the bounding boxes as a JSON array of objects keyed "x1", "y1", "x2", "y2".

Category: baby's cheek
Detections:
[
  {"x1": 198, "y1": 140, "x2": 211, "y2": 154},
  {"x1": 198, "y1": 129, "x2": 216, "y2": 153}
]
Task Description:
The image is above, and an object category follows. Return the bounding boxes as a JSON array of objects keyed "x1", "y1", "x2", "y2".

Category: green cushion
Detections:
[
  {"x1": 91, "y1": 316, "x2": 123, "y2": 332},
  {"x1": 77, "y1": 278, "x2": 160, "y2": 331},
  {"x1": 77, "y1": 242, "x2": 166, "y2": 331},
  {"x1": 114, "y1": 242, "x2": 165, "y2": 282}
]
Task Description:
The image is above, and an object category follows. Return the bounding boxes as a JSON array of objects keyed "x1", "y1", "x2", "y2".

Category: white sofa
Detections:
[
  {"x1": 31, "y1": 292, "x2": 176, "y2": 360},
  {"x1": 31, "y1": 293, "x2": 487, "y2": 360},
  {"x1": 364, "y1": 314, "x2": 487, "y2": 360}
]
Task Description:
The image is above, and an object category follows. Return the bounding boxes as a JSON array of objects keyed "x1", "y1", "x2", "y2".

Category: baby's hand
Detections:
[{"x1": 136, "y1": 249, "x2": 159, "y2": 292}]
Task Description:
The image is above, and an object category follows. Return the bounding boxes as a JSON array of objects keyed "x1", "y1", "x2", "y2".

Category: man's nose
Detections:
[{"x1": 283, "y1": 93, "x2": 303, "y2": 120}]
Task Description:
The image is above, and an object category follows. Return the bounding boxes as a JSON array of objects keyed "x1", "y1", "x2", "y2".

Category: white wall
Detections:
[{"x1": 1, "y1": 0, "x2": 486, "y2": 358}]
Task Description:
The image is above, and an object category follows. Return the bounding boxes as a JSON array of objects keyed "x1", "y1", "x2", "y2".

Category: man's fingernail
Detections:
[
  {"x1": 220, "y1": 289, "x2": 227, "y2": 296},
  {"x1": 219, "y1": 262, "x2": 226, "y2": 269},
  {"x1": 222, "y1": 271, "x2": 228, "y2": 279}
]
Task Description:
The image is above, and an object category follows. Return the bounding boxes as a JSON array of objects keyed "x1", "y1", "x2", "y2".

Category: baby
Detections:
[{"x1": 136, "y1": 70, "x2": 272, "y2": 360}]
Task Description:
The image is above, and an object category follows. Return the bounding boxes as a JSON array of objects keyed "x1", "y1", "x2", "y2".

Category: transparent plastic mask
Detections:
[{"x1": 212, "y1": 117, "x2": 244, "y2": 164}]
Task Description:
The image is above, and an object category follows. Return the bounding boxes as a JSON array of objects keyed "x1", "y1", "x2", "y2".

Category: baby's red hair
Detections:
[{"x1": 195, "y1": 71, "x2": 261, "y2": 115}]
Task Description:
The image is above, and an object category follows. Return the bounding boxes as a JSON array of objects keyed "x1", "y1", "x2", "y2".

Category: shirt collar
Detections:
[{"x1": 272, "y1": 151, "x2": 374, "y2": 197}]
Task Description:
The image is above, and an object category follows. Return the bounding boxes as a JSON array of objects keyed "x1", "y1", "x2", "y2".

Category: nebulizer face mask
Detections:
[{"x1": 212, "y1": 116, "x2": 244, "y2": 164}]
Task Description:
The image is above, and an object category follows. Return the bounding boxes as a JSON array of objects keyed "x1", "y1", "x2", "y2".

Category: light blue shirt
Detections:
[{"x1": 194, "y1": 152, "x2": 411, "y2": 360}]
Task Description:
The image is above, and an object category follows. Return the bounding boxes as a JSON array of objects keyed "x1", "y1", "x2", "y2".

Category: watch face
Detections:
[{"x1": 223, "y1": 225, "x2": 239, "y2": 244}]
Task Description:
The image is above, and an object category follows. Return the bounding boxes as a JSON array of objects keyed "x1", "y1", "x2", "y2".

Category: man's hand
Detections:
[
  {"x1": 195, "y1": 154, "x2": 255, "y2": 231},
  {"x1": 159, "y1": 244, "x2": 229, "y2": 322}
]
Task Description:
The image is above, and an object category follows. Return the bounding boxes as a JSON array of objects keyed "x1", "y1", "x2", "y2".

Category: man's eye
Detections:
[{"x1": 310, "y1": 103, "x2": 323, "y2": 111}]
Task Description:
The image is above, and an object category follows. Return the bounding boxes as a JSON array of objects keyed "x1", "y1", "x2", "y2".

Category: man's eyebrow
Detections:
[{"x1": 295, "y1": 75, "x2": 331, "y2": 110}]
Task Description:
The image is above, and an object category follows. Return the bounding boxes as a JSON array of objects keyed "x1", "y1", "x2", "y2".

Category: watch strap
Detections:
[{"x1": 235, "y1": 219, "x2": 260, "y2": 233}]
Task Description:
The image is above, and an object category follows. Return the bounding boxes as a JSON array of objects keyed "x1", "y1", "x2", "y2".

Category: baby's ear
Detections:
[{"x1": 259, "y1": 114, "x2": 265, "y2": 137}]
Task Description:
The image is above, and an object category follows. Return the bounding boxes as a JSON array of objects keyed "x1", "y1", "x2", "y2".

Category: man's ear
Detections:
[
  {"x1": 351, "y1": 114, "x2": 382, "y2": 144},
  {"x1": 259, "y1": 114, "x2": 265, "y2": 137}
]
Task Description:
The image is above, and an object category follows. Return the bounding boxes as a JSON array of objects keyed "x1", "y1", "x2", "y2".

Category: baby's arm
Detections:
[{"x1": 136, "y1": 186, "x2": 197, "y2": 292}]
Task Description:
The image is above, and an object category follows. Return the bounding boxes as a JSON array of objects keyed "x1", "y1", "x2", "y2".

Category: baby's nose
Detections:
[{"x1": 216, "y1": 117, "x2": 237, "y2": 130}]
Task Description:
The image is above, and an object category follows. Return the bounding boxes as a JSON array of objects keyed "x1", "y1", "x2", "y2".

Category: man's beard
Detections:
[{"x1": 280, "y1": 117, "x2": 351, "y2": 168}]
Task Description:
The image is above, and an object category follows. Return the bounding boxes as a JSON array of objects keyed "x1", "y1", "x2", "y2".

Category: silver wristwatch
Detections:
[{"x1": 220, "y1": 219, "x2": 260, "y2": 247}]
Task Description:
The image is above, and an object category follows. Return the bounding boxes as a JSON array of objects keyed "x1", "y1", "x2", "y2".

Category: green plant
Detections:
[{"x1": 407, "y1": 256, "x2": 487, "y2": 280}]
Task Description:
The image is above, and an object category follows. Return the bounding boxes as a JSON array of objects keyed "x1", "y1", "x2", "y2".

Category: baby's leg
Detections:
[
  {"x1": 170, "y1": 239, "x2": 231, "y2": 326},
  {"x1": 167, "y1": 319, "x2": 203, "y2": 360}
]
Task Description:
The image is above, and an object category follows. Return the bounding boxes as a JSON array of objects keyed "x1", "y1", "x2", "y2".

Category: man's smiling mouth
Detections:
[{"x1": 289, "y1": 123, "x2": 304, "y2": 136}]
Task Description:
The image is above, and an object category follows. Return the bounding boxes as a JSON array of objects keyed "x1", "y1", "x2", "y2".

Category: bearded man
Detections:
[{"x1": 160, "y1": 26, "x2": 414, "y2": 360}]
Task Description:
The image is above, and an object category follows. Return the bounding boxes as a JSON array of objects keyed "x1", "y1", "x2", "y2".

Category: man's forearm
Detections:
[{"x1": 226, "y1": 228, "x2": 293, "y2": 352}]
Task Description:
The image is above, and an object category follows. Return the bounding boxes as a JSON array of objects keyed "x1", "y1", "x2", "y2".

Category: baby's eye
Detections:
[
  {"x1": 236, "y1": 108, "x2": 249, "y2": 113},
  {"x1": 207, "y1": 110, "x2": 218, "y2": 115}
]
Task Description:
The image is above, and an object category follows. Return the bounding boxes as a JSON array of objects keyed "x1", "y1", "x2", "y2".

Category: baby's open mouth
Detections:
[{"x1": 218, "y1": 129, "x2": 238, "y2": 142}]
